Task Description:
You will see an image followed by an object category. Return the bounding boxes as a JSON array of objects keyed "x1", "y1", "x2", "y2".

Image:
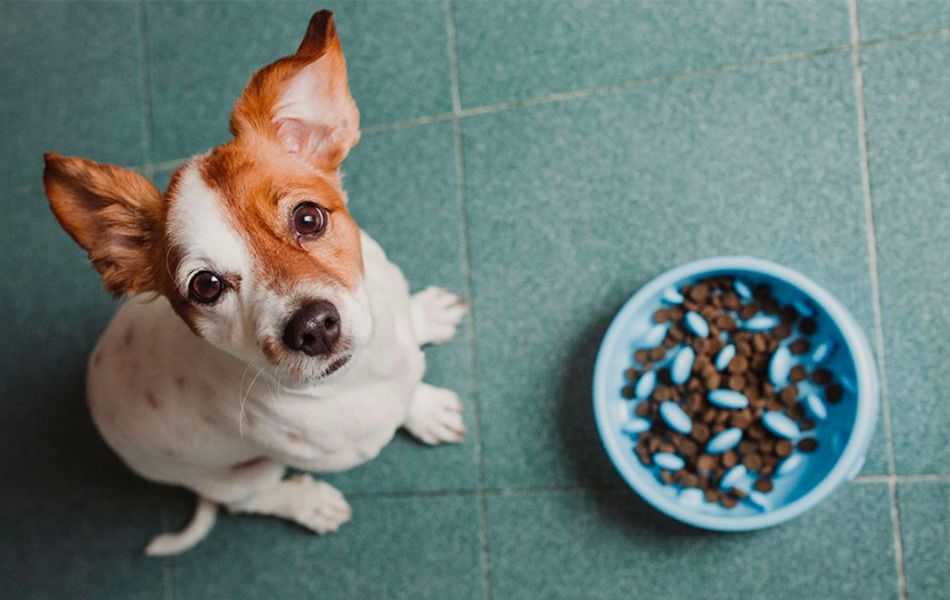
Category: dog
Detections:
[{"x1": 41, "y1": 10, "x2": 468, "y2": 556}]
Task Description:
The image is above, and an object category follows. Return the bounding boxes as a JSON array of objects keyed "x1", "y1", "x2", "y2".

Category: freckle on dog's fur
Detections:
[
  {"x1": 145, "y1": 391, "x2": 161, "y2": 410},
  {"x1": 40, "y1": 9, "x2": 469, "y2": 557}
]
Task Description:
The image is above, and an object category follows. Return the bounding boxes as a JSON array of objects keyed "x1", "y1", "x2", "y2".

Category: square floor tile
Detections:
[
  {"x1": 861, "y1": 38, "x2": 950, "y2": 474},
  {"x1": 898, "y1": 481, "x2": 950, "y2": 599},
  {"x1": 327, "y1": 121, "x2": 477, "y2": 493},
  {"x1": 463, "y1": 53, "x2": 881, "y2": 488},
  {"x1": 0, "y1": 502, "x2": 167, "y2": 600},
  {"x1": 453, "y1": 0, "x2": 850, "y2": 108},
  {"x1": 171, "y1": 494, "x2": 483, "y2": 600},
  {"x1": 0, "y1": 2, "x2": 146, "y2": 189},
  {"x1": 859, "y1": 0, "x2": 950, "y2": 40},
  {"x1": 486, "y1": 484, "x2": 896, "y2": 599},
  {"x1": 147, "y1": 0, "x2": 452, "y2": 162}
]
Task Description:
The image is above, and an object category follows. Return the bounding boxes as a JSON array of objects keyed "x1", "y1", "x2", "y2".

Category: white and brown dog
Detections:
[{"x1": 41, "y1": 10, "x2": 467, "y2": 556}]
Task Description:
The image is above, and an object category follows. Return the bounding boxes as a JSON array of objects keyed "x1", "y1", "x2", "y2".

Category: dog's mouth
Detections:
[{"x1": 320, "y1": 354, "x2": 351, "y2": 378}]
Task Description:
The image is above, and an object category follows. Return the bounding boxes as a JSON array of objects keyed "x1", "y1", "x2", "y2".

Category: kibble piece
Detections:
[
  {"x1": 789, "y1": 339, "x2": 811, "y2": 355},
  {"x1": 697, "y1": 454, "x2": 717, "y2": 472},
  {"x1": 692, "y1": 423, "x2": 712, "y2": 443},
  {"x1": 730, "y1": 409, "x2": 754, "y2": 429},
  {"x1": 689, "y1": 284, "x2": 710, "y2": 302},
  {"x1": 754, "y1": 478, "x2": 774, "y2": 493},
  {"x1": 722, "y1": 292, "x2": 741, "y2": 310},
  {"x1": 798, "y1": 438, "x2": 819, "y2": 452},
  {"x1": 716, "y1": 315, "x2": 736, "y2": 331},
  {"x1": 679, "y1": 473, "x2": 700, "y2": 488},
  {"x1": 738, "y1": 304, "x2": 758, "y2": 320},
  {"x1": 634, "y1": 402, "x2": 651, "y2": 418},
  {"x1": 679, "y1": 439, "x2": 700, "y2": 460},
  {"x1": 634, "y1": 349, "x2": 650, "y2": 364},
  {"x1": 788, "y1": 403, "x2": 806, "y2": 420},
  {"x1": 743, "y1": 453, "x2": 763, "y2": 471},
  {"x1": 728, "y1": 375, "x2": 746, "y2": 391},
  {"x1": 704, "y1": 488, "x2": 719, "y2": 503},
  {"x1": 621, "y1": 385, "x2": 636, "y2": 399},
  {"x1": 774, "y1": 323, "x2": 793, "y2": 339},
  {"x1": 800, "y1": 318, "x2": 818, "y2": 335},
  {"x1": 650, "y1": 347, "x2": 666, "y2": 361},
  {"x1": 653, "y1": 308, "x2": 671, "y2": 323},
  {"x1": 726, "y1": 354, "x2": 749, "y2": 374},
  {"x1": 720, "y1": 494, "x2": 739, "y2": 509},
  {"x1": 721, "y1": 450, "x2": 739, "y2": 468},
  {"x1": 789, "y1": 365, "x2": 807, "y2": 383},
  {"x1": 811, "y1": 368, "x2": 833, "y2": 385},
  {"x1": 826, "y1": 383, "x2": 844, "y2": 403},
  {"x1": 625, "y1": 367, "x2": 640, "y2": 381},
  {"x1": 778, "y1": 306, "x2": 799, "y2": 324},
  {"x1": 775, "y1": 440, "x2": 794, "y2": 457},
  {"x1": 779, "y1": 386, "x2": 798, "y2": 405}
]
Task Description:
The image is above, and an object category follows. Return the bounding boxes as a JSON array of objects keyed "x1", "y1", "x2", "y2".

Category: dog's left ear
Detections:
[{"x1": 231, "y1": 10, "x2": 360, "y2": 170}]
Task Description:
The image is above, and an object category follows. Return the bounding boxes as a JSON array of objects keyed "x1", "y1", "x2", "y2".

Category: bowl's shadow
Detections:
[{"x1": 553, "y1": 305, "x2": 717, "y2": 539}]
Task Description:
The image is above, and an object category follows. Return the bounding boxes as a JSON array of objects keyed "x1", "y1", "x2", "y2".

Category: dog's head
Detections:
[{"x1": 43, "y1": 11, "x2": 370, "y2": 384}]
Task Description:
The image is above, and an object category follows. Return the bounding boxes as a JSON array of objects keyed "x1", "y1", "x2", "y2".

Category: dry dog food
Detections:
[{"x1": 620, "y1": 276, "x2": 851, "y2": 510}]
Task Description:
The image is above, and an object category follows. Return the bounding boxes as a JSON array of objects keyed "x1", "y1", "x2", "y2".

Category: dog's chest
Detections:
[{"x1": 247, "y1": 338, "x2": 424, "y2": 472}]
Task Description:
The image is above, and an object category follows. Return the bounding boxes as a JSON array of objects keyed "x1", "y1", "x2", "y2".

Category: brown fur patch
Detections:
[
  {"x1": 197, "y1": 139, "x2": 364, "y2": 293},
  {"x1": 43, "y1": 154, "x2": 167, "y2": 296}
]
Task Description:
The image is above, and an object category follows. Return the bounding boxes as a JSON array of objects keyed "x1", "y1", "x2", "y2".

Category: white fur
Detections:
[{"x1": 87, "y1": 229, "x2": 467, "y2": 554}]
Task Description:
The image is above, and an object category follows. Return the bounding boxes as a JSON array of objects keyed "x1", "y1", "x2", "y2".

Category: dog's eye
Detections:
[
  {"x1": 292, "y1": 202, "x2": 327, "y2": 238},
  {"x1": 189, "y1": 271, "x2": 225, "y2": 304}
]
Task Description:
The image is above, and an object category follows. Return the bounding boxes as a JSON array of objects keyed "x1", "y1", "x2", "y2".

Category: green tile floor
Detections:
[{"x1": 1, "y1": 1, "x2": 948, "y2": 598}]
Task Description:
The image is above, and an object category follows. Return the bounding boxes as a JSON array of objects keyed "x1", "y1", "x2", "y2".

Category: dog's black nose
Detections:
[{"x1": 282, "y1": 300, "x2": 341, "y2": 356}]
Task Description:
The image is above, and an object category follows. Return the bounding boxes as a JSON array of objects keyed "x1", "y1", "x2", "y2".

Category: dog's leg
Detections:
[
  {"x1": 409, "y1": 287, "x2": 468, "y2": 346},
  {"x1": 404, "y1": 382, "x2": 465, "y2": 445},
  {"x1": 227, "y1": 474, "x2": 352, "y2": 535}
]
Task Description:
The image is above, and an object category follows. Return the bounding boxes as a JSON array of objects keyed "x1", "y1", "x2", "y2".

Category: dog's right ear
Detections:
[{"x1": 43, "y1": 153, "x2": 164, "y2": 296}]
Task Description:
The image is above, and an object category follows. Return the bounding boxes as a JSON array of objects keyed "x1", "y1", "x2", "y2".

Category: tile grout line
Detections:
[
  {"x1": 444, "y1": 2, "x2": 493, "y2": 600},
  {"x1": 847, "y1": 2, "x2": 906, "y2": 599},
  {"x1": 132, "y1": 25, "x2": 950, "y2": 179}
]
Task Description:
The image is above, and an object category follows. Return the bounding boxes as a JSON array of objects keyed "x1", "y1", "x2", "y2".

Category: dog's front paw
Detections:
[
  {"x1": 287, "y1": 475, "x2": 352, "y2": 534},
  {"x1": 404, "y1": 384, "x2": 466, "y2": 445},
  {"x1": 410, "y1": 287, "x2": 468, "y2": 346}
]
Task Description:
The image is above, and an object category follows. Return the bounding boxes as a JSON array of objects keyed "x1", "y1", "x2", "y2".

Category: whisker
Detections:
[{"x1": 239, "y1": 365, "x2": 265, "y2": 439}]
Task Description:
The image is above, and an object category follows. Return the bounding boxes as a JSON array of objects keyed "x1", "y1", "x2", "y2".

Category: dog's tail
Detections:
[{"x1": 144, "y1": 496, "x2": 218, "y2": 557}]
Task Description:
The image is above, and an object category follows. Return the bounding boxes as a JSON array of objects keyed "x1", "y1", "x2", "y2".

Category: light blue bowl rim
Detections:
[{"x1": 592, "y1": 256, "x2": 880, "y2": 531}]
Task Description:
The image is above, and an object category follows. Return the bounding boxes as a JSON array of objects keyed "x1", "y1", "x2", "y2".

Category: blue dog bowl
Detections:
[{"x1": 593, "y1": 257, "x2": 879, "y2": 530}]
